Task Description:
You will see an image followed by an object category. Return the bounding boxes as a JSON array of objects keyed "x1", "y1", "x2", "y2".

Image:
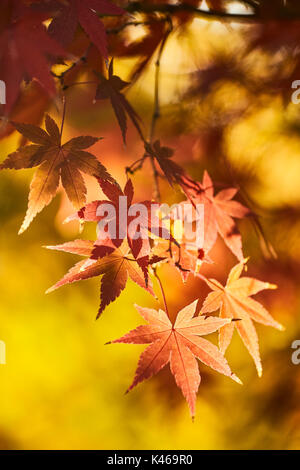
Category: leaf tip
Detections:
[
  {"x1": 18, "y1": 226, "x2": 26, "y2": 235},
  {"x1": 231, "y1": 374, "x2": 243, "y2": 385},
  {"x1": 277, "y1": 323, "x2": 285, "y2": 332},
  {"x1": 45, "y1": 286, "x2": 55, "y2": 294},
  {"x1": 268, "y1": 283, "x2": 278, "y2": 290}
]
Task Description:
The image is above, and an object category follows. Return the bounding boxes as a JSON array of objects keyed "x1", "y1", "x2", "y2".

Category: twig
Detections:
[
  {"x1": 148, "y1": 16, "x2": 173, "y2": 202},
  {"x1": 62, "y1": 81, "x2": 98, "y2": 91},
  {"x1": 53, "y1": 45, "x2": 92, "y2": 89},
  {"x1": 149, "y1": 17, "x2": 173, "y2": 143},
  {"x1": 125, "y1": 156, "x2": 146, "y2": 175},
  {"x1": 106, "y1": 19, "x2": 167, "y2": 35}
]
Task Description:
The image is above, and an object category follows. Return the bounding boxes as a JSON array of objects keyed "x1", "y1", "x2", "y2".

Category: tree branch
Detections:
[
  {"x1": 125, "y1": 1, "x2": 257, "y2": 23},
  {"x1": 125, "y1": 1, "x2": 300, "y2": 23}
]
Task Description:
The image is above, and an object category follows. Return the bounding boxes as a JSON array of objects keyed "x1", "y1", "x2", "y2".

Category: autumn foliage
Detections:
[{"x1": 2, "y1": 0, "x2": 298, "y2": 419}]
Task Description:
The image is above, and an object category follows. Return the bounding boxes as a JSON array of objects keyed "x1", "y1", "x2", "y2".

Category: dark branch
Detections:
[
  {"x1": 124, "y1": 1, "x2": 300, "y2": 23},
  {"x1": 125, "y1": 1, "x2": 257, "y2": 23}
]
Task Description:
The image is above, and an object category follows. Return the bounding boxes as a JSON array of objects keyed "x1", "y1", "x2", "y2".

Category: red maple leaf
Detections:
[
  {"x1": 144, "y1": 140, "x2": 185, "y2": 187},
  {"x1": 46, "y1": 239, "x2": 154, "y2": 317},
  {"x1": 66, "y1": 177, "x2": 172, "y2": 261},
  {"x1": 48, "y1": 0, "x2": 124, "y2": 58},
  {"x1": 95, "y1": 59, "x2": 143, "y2": 143},
  {"x1": 201, "y1": 259, "x2": 284, "y2": 376},
  {"x1": 0, "y1": 114, "x2": 113, "y2": 233},
  {"x1": 181, "y1": 171, "x2": 250, "y2": 260},
  {"x1": 0, "y1": 4, "x2": 65, "y2": 113},
  {"x1": 109, "y1": 300, "x2": 241, "y2": 417}
]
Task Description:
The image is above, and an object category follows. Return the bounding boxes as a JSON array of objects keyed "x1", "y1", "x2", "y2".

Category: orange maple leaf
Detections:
[
  {"x1": 181, "y1": 171, "x2": 250, "y2": 260},
  {"x1": 46, "y1": 240, "x2": 154, "y2": 318},
  {"x1": 201, "y1": 259, "x2": 284, "y2": 376},
  {"x1": 0, "y1": 114, "x2": 113, "y2": 233},
  {"x1": 109, "y1": 300, "x2": 241, "y2": 417}
]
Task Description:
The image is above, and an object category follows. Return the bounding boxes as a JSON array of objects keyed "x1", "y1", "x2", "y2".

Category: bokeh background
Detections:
[{"x1": 1, "y1": 6, "x2": 300, "y2": 450}]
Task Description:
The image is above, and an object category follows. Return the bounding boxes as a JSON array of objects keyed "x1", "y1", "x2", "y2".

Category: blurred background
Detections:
[{"x1": 1, "y1": 1, "x2": 300, "y2": 450}]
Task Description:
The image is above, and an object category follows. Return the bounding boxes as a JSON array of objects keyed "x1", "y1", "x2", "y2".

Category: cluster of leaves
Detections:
[{"x1": 0, "y1": 0, "x2": 287, "y2": 417}]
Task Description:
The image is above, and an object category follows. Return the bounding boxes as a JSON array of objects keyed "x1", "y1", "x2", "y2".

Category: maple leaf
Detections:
[
  {"x1": 144, "y1": 140, "x2": 185, "y2": 187},
  {"x1": 66, "y1": 177, "x2": 172, "y2": 261},
  {"x1": 0, "y1": 114, "x2": 113, "y2": 233},
  {"x1": 201, "y1": 259, "x2": 284, "y2": 376},
  {"x1": 95, "y1": 59, "x2": 143, "y2": 143},
  {"x1": 46, "y1": 240, "x2": 154, "y2": 318},
  {"x1": 181, "y1": 171, "x2": 250, "y2": 260},
  {"x1": 0, "y1": 5, "x2": 65, "y2": 113},
  {"x1": 109, "y1": 300, "x2": 241, "y2": 417},
  {"x1": 48, "y1": 0, "x2": 124, "y2": 58}
]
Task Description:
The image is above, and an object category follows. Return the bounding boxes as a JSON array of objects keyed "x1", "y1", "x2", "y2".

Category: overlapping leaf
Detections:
[
  {"x1": 0, "y1": 4, "x2": 65, "y2": 113},
  {"x1": 48, "y1": 0, "x2": 124, "y2": 57},
  {"x1": 181, "y1": 171, "x2": 250, "y2": 260},
  {"x1": 66, "y1": 177, "x2": 172, "y2": 261},
  {"x1": 46, "y1": 240, "x2": 154, "y2": 318},
  {"x1": 109, "y1": 300, "x2": 241, "y2": 417},
  {"x1": 0, "y1": 114, "x2": 113, "y2": 233},
  {"x1": 201, "y1": 259, "x2": 284, "y2": 376}
]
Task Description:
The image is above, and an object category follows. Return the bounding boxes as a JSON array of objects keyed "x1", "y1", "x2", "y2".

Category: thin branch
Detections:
[
  {"x1": 52, "y1": 45, "x2": 92, "y2": 89},
  {"x1": 149, "y1": 17, "x2": 173, "y2": 143},
  {"x1": 148, "y1": 16, "x2": 173, "y2": 202},
  {"x1": 62, "y1": 81, "x2": 98, "y2": 90},
  {"x1": 125, "y1": 156, "x2": 146, "y2": 175},
  {"x1": 106, "y1": 19, "x2": 167, "y2": 35},
  {"x1": 221, "y1": 154, "x2": 277, "y2": 259}
]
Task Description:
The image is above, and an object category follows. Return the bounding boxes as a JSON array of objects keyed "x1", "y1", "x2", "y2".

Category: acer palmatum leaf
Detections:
[
  {"x1": 0, "y1": 115, "x2": 113, "y2": 233},
  {"x1": 66, "y1": 178, "x2": 172, "y2": 261},
  {"x1": 0, "y1": 8, "x2": 65, "y2": 113},
  {"x1": 144, "y1": 140, "x2": 185, "y2": 187},
  {"x1": 109, "y1": 300, "x2": 241, "y2": 417},
  {"x1": 181, "y1": 171, "x2": 250, "y2": 260},
  {"x1": 48, "y1": 0, "x2": 124, "y2": 57},
  {"x1": 46, "y1": 240, "x2": 154, "y2": 318},
  {"x1": 95, "y1": 59, "x2": 144, "y2": 143},
  {"x1": 201, "y1": 259, "x2": 284, "y2": 376}
]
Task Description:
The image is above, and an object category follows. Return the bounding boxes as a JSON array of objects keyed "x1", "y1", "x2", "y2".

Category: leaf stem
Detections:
[
  {"x1": 153, "y1": 268, "x2": 169, "y2": 318},
  {"x1": 60, "y1": 95, "x2": 66, "y2": 139}
]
